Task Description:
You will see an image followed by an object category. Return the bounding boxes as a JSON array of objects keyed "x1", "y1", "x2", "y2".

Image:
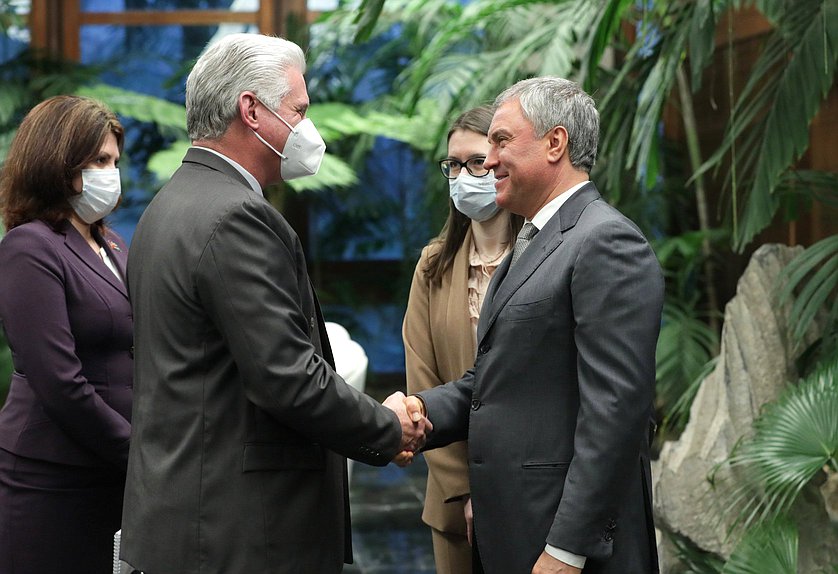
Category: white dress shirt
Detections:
[{"x1": 192, "y1": 146, "x2": 263, "y2": 197}]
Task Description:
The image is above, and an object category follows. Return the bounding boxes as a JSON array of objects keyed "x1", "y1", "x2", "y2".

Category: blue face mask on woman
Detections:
[{"x1": 449, "y1": 171, "x2": 500, "y2": 222}]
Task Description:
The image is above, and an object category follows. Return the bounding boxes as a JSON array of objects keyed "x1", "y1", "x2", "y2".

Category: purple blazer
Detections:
[{"x1": 0, "y1": 219, "x2": 132, "y2": 470}]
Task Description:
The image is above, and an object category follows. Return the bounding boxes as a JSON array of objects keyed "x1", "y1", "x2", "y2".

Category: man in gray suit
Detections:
[
  {"x1": 406, "y1": 77, "x2": 664, "y2": 573},
  {"x1": 120, "y1": 33, "x2": 429, "y2": 574}
]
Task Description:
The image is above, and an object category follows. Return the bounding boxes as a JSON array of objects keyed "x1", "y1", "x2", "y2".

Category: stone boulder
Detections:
[{"x1": 652, "y1": 244, "x2": 838, "y2": 572}]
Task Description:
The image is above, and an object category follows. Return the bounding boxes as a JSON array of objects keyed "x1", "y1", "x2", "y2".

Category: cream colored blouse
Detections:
[{"x1": 467, "y1": 241, "x2": 511, "y2": 344}]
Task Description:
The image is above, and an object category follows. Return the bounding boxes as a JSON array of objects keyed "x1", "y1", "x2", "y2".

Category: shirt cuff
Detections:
[{"x1": 544, "y1": 544, "x2": 586, "y2": 569}]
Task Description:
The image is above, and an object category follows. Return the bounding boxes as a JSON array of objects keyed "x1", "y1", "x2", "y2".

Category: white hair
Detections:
[
  {"x1": 185, "y1": 33, "x2": 306, "y2": 141},
  {"x1": 494, "y1": 77, "x2": 599, "y2": 173}
]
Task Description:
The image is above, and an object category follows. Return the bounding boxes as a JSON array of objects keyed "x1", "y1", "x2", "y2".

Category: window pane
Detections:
[
  {"x1": 81, "y1": 0, "x2": 260, "y2": 11},
  {"x1": 0, "y1": 0, "x2": 29, "y2": 64},
  {"x1": 80, "y1": 24, "x2": 256, "y2": 99}
]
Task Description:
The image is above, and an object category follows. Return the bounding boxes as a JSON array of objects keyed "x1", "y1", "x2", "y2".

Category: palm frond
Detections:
[
  {"x1": 775, "y1": 170, "x2": 838, "y2": 207},
  {"x1": 353, "y1": 0, "x2": 388, "y2": 42},
  {"x1": 285, "y1": 152, "x2": 359, "y2": 192},
  {"x1": 697, "y1": 0, "x2": 838, "y2": 251},
  {"x1": 307, "y1": 101, "x2": 437, "y2": 152},
  {"x1": 146, "y1": 140, "x2": 190, "y2": 181},
  {"x1": 583, "y1": 0, "x2": 634, "y2": 91},
  {"x1": 721, "y1": 519, "x2": 798, "y2": 574},
  {"x1": 655, "y1": 299, "x2": 719, "y2": 418},
  {"x1": 75, "y1": 84, "x2": 188, "y2": 139},
  {"x1": 687, "y1": 0, "x2": 726, "y2": 91},
  {"x1": 723, "y1": 357, "x2": 838, "y2": 531},
  {"x1": 778, "y1": 235, "x2": 838, "y2": 343},
  {"x1": 396, "y1": 0, "x2": 587, "y2": 112},
  {"x1": 669, "y1": 530, "x2": 726, "y2": 574}
]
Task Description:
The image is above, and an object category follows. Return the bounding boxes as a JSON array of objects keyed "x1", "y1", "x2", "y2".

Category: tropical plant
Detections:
[
  {"x1": 779, "y1": 233, "x2": 838, "y2": 369},
  {"x1": 697, "y1": 0, "x2": 838, "y2": 251},
  {"x1": 722, "y1": 357, "x2": 838, "y2": 532},
  {"x1": 348, "y1": 0, "x2": 838, "y2": 433},
  {"x1": 669, "y1": 531, "x2": 726, "y2": 574},
  {"x1": 720, "y1": 519, "x2": 798, "y2": 574}
]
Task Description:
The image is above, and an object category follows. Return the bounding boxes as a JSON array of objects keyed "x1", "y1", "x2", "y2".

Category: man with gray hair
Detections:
[
  {"x1": 405, "y1": 77, "x2": 663, "y2": 573},
  {"x1": 120, "y1": 33, "x2": 430, "y2": 574}
]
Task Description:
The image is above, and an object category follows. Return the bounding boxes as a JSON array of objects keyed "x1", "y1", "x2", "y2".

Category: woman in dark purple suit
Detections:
[{"x1": 0, "y1": 95, "x2": 132, "y2": 573}]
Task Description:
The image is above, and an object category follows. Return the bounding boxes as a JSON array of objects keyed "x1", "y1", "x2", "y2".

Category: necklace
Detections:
[{"x1": 475, "y1": 244, "x2": 508, "y2": 266}]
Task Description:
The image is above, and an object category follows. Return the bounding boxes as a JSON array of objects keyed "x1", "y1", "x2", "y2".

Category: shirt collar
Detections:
[
  {"x1": 529, "y1": 180, "x2": 589, "y2": 230},
  {"x1": 192, "y1": 146, "x2": 263, "y2": 196}
]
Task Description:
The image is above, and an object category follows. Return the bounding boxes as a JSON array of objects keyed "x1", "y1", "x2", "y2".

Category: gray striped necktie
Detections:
[{"x1": 510, "y1": 222, "x2": 538, "y2": 266}]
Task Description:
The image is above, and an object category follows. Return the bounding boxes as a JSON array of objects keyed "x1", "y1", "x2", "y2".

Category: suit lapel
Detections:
[
  {"x1": 478, "y1": 183, "x2": 602, "y2": 344},
  {"x1": 96, "y1": 227, "x2": 128, "y2": 284},
  {"x1": 61, "y1": 221, "x2": 128, "y2": 299}
]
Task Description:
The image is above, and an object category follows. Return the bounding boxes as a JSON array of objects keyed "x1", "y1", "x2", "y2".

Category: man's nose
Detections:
[{"x1": 484, "y1": 147, "x2": 499, "y2": 169}]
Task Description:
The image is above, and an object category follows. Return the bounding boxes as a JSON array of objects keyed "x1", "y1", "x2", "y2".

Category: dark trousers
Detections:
[{"x1": 472, "y1": 530, "x2": 485, "y2": 574}]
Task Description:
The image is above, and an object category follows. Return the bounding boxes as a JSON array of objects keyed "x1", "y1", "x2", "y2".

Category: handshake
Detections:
[{"x1": 382, "y1": 392, "x2": 431, "y2": 467}]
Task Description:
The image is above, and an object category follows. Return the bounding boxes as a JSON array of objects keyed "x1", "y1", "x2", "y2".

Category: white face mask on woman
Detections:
[
  {"x1": 251, "y1": 97, "x2": 326, "y2": 181},
  {"x1": 69, "y1": 168, "x2": 121, "y2": 224},
  {"x1": 449, "y1": 172, "x2": 500, "y2": 222}
]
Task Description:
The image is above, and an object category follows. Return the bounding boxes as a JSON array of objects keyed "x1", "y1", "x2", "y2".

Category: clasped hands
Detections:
[{"x1": 382, "y1": 392, "x2": 429, "y2": 467}]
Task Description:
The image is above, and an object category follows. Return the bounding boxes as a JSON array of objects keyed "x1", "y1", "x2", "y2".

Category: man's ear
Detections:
[
  {"x1": 239, "y1": 92, "x2": 259, "y2": 130},
  {"x1": 545, "y1": 125, "x2": 569, "y2": 164}
]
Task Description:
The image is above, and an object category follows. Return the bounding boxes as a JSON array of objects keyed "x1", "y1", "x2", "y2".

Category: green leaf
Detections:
[
  {"x1": 688, "y1": 0, "x2": 724, "y2": 91},
  {"x1": 285, "y1": 153, "x2": 358, "y2": 192},
  {"x1": 625, "y1": 3, "x2": 696, "y2": 179},
  {"x1": 721, "y1": 519, "x2": 798, "y2": 574},
  {"x1": 353, "y1": 0, "x2": 387, "y2": 43},
  {"x1": 742, "y1": 0, "x2": 838, "y2": 249},
  {"x1": 655, "y1": 299, "x2": 719, "y2": 421},
  {"x1": 723, "y1": 357, "x2": 838, "y2": 530},
  {"x1": 584, "y1": 0, "x2": 634, "y2": 92},
  {"x1": 669, "y1": 530, "x2": 726, "y2": 573},
  {"x1": 779, "y1": 235, "x2": 838, "y2": 343},
  {"x1": 147, "y1": 140, "x2": 191, "y2": 182},
  {"x1": 308, "y1": 101, "x2": 438, "y2": 152},
  {"x1": 696, "y1": 0, "x2": 838, "y2": 251},
  {"x1": 75, "y1": 84, "x2": 188, "y2": 137}
]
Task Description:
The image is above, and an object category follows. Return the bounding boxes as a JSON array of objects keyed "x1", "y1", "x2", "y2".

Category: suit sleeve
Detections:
[
  {"x1": 547, "y1": 219, "x2": 663, "y2": 555},
  {"x1": 195, "y1": 199, "x2": 402, "y2": 465},
  {"x1": 403, "y1": 248, "x2": 470, "y2": 500},
  {"x1": 0, "y1": 231, "x2": 131, "y2": 468}
]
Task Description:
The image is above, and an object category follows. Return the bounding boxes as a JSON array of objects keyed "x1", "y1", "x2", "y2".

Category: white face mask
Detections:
[
  {"x1": 69, "y1": 168, "x2": 121, "y2": 224},
  {"x1": 449, "y1": 172, "x2": 500, "y2": 222},
  {"x1": 251, "y1": 98, "x2": 326, "y2": 181}
]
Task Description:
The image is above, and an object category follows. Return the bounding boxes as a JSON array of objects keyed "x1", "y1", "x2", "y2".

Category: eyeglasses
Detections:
[{"x1": 438, "y1": 157, "x2": 490, "y2": 179}]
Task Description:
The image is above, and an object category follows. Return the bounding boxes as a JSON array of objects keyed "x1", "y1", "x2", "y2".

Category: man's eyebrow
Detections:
[{"x1": 488, "y1": 129, "x2": 509, "y2": 143}]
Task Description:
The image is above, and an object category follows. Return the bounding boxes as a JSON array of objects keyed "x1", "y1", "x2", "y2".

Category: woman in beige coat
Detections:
[{"x1": 403, "y1": 106, "x2": 523, "y2": 574}]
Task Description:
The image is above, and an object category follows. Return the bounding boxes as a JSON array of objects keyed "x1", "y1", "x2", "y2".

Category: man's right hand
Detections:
[{"x1": 382, "y1": 391, "x2": 432, "y2": 453}]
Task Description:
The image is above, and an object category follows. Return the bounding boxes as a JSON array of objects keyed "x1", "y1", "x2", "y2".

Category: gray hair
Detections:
[
  {"x1": 494, "y1": 77, "x2": 599, "y2": 173},
  {"x1": 186, "y1": 33, "x2": 306, "y2": 141}
]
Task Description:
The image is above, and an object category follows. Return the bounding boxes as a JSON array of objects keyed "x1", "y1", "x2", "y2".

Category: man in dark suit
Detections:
[
  {"x1": 120, "y1": 33, "x2": 429, "y2": 574},
  {"x1": 406, "y1": 77, "x2": 664, "y2": 573}
]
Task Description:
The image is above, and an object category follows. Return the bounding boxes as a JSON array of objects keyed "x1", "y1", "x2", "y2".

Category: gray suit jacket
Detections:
[
  {"x1": 419, "y1": 183, "x2": 663, "y2": 574},
  {"x1": 120, "y1": 148, "x2": 402, "y2": 574}
]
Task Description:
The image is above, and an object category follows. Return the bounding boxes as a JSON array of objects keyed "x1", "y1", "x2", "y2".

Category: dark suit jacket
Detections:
[
  {"x1": 0, "y1": 219, "x2": 132, "y2": 469},
  {"x1": 419, "y1": 183, "x2": 663, "y2": 574},
  {"x1": 120, "y1": 148, "x2": 402, "y2": 574}
]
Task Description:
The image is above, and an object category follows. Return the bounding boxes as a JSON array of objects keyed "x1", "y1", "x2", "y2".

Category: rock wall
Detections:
[{"x1": 652, "y1": 244, "x2": 838, "y2": 572}]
